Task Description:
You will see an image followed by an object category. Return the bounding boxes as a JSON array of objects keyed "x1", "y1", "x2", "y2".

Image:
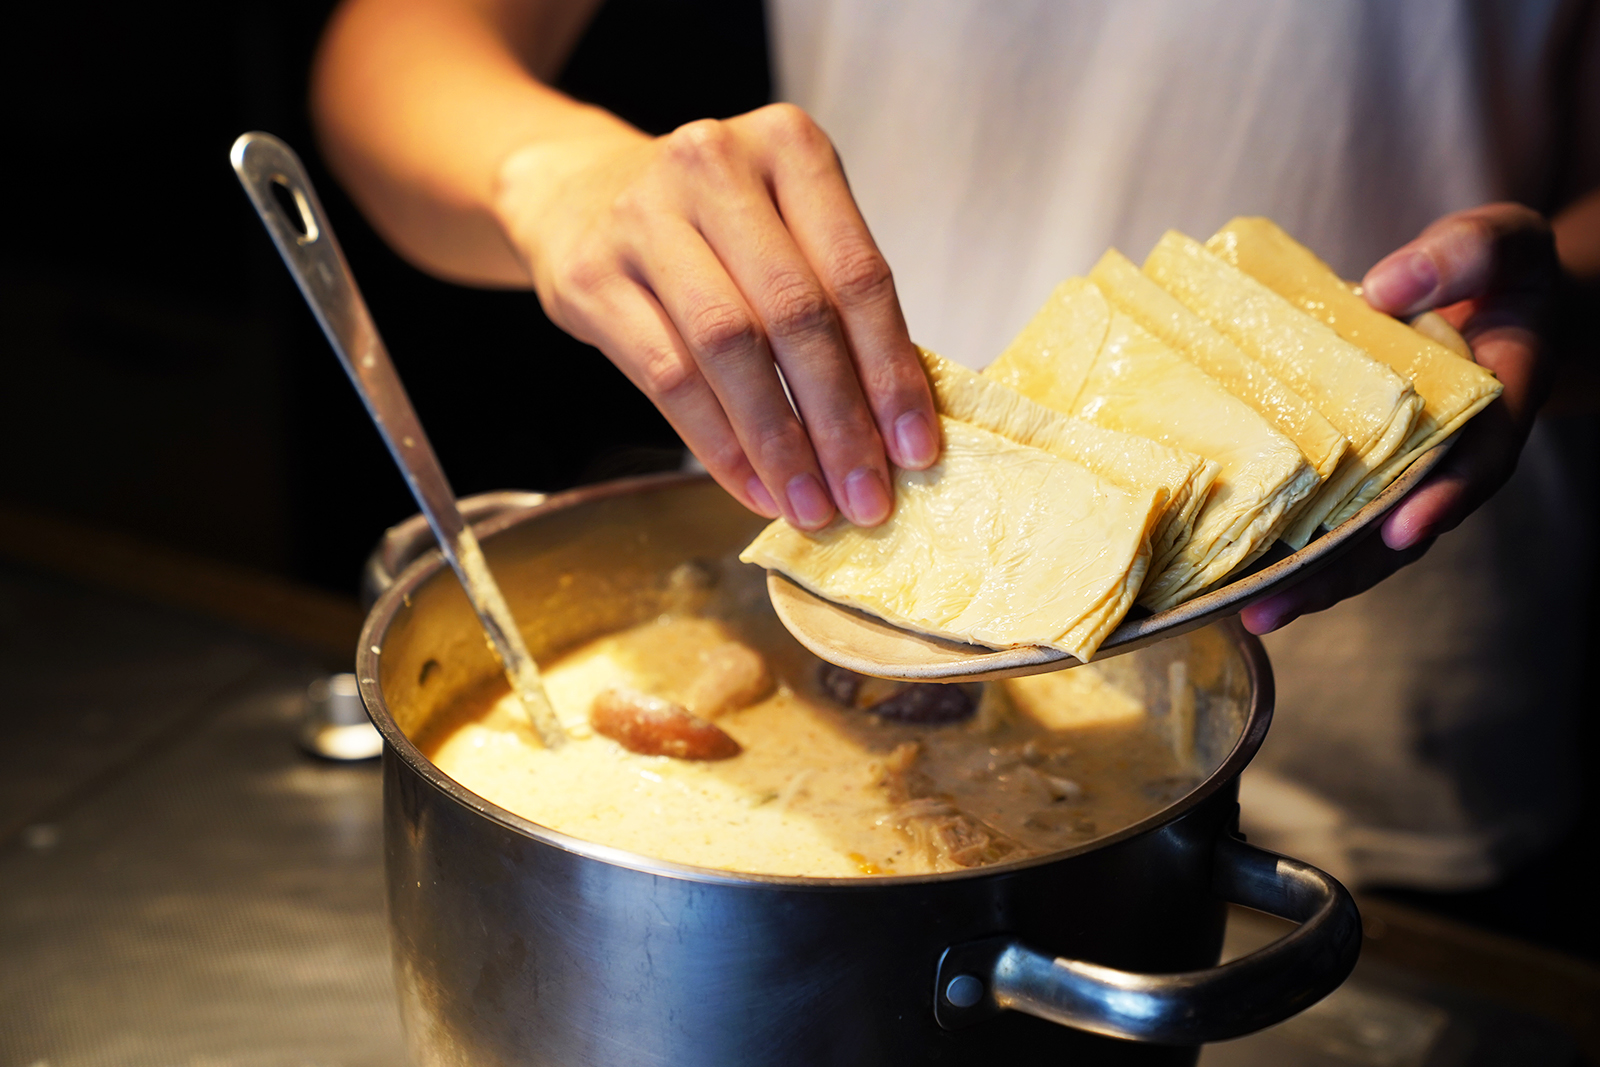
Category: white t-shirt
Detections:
[{"x1": 768, "y1": 0, "x2": 1598, "y2": 889}]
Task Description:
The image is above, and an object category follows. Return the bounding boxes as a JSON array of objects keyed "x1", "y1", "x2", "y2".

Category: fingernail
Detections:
[
  {"x1": 843, "y1": 467, "x2": 891, "y2": 526},
  {"x1": 893, "y1": 411, "x2": 938, "y2": 469},
  {"x1": 785, "y1": 472, "x2": 835, "y2": 530},
  {"x1": 1364, "y1": 250, "x2": 1439, "y2": 314},
  {"x1": 745, "y1": 476, "x2": 779, "y2": 518},
  {"x1": 1382, "y1": 507, "x2": 1425, "y2": 552}
]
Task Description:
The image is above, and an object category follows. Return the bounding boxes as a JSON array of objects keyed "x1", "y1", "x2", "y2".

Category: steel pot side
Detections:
[{"x1": 357, "y1": 474, "x2": 1360, "y2": 1065}]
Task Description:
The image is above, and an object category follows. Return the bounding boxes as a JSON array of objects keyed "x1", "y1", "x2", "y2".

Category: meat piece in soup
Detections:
[{"x1": 591, "y1": 687, "x2": 741, "y2": 761}]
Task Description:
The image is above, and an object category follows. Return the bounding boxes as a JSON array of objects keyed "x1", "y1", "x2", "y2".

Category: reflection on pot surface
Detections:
[{"x1": 420, "y1": 553, "x2": 1217, "y2": 876}]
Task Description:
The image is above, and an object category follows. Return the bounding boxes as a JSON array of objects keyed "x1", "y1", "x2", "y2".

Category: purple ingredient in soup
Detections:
[
  {"x1": 816, "y1": 663, "x2": 976, "y2": 724},
  {"x1": 869, "y1": 683, "x2": 975, "y2": 724},
  {"x1": 817, "y1": 662, "x2": 865, "y2": 706}
]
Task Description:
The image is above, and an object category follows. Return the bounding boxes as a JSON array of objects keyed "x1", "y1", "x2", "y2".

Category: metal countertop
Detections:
[{"x1": 0, "y1": 560, "x2": 403, "y2": 1066}]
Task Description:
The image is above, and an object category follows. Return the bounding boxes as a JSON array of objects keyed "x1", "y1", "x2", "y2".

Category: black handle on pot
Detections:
[
  {"x1": 360, "y1": 490, "x2": 548, "y2": 609},
  {"x1": 933, "y1": 835, "x2": 1361, "y2": 1045}
]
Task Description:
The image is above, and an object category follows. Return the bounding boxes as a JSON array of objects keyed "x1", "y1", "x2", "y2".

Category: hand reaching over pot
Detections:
[
  {"x1": 312, "y1": 0, "x2": 937, "y2": 531},
  {"x1": 1241, "y1": 197, "x2": 1598, "y2": 634},
  {"x1": 493, "y1": 104, "x2": 940, "y2": 529}
]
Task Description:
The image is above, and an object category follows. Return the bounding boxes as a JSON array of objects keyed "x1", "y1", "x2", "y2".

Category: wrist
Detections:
[{"x1": 491, "y1": 126, "x2": 649, "y2": 286}]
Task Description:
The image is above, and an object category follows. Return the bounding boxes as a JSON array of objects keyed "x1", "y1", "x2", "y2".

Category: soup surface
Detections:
[{"x1": 421, "y1": 608, "x2": 1198, "y2": 878}]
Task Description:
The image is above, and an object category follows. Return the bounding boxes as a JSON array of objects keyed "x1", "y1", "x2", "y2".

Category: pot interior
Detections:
[{"x1": 367, "y1": 475, "x2": 1265, "y2": 874}]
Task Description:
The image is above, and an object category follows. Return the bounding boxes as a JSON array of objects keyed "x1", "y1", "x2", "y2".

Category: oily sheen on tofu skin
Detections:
[
  {"x1": 1088, "y1": 248, "x2": 1350, "y2": 491},
  {"x1": 740, "y1": 417, "x2": 1159, "y2": 663},
  {"x1": 1205, "y1": 217, "x2": 1501, "y2": 525},
  {"x1": 918, "y1": 347, "x2": 1216, "y2": 578},
  {"x1": 741, "y1": 218, "x2": 1497, "y2": 658},
  {"x1": 1143, "y1": 230, "x2": 1425, "y2": 548},
  {"x1": 1080, "y1": 309, "x2": 1318, "y2": 609},
  {"x1": 986, "y1": 279, "x2": 1319, "y2": 611}
]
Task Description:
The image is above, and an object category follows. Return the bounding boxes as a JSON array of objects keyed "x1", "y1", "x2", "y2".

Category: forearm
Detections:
[{"x1": 310, "y1": 0, "x2": 633, "y2": 286}]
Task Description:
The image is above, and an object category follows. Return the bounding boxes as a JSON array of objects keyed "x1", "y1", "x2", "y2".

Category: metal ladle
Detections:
[{"x1": 230, "y1": 132, "x2": 565, "y2": 748}]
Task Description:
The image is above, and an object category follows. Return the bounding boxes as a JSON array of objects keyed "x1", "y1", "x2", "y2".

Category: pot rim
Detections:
[{"x1": 357, "y1": 471, "x2": 1275, "y2": 891}]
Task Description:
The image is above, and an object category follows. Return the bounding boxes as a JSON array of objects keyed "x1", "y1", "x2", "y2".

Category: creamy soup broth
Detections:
[{"x1": 419, "y1": 597, "x2": 1201, "y2": 878}]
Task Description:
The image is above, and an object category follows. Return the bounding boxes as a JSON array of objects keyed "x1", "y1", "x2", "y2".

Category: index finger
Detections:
[{"x1": 736, "y1": 105, "x2": 941, "y2": 472}]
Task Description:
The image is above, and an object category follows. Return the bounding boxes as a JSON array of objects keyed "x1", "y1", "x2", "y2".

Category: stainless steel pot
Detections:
[{"x1": 357, "y1": 473, "x2": 1361, "y2": 1066}]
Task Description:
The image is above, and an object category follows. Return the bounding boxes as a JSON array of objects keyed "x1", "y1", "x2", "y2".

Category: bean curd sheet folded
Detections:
[
  {"x1": 1144, "y1": 231, "x2": 1426, "y2": 548},
  {"x1": 743, "y1": 216, "x2": 1499, "y2": 663},
  {"x1": 1088, "y1": 249, "x2": 1349, "y2": 489},
  {"x1": 740, "y1": 416, "x2": 1161, "y2": 662},
  {"x1": 919, "y1": 348, "x2": 1216, "y2": 576},
  {"x1": 986, "y1": 280, "x2": 1319, "y2": 611},
  {"x1": 1204, "y1": 217, "x2": 1502, "y2": 527}
]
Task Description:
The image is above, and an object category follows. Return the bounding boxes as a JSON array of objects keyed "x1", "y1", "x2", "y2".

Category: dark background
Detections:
[{"x1": 1, "y1": 0, "x2": 769, "y2": 592}]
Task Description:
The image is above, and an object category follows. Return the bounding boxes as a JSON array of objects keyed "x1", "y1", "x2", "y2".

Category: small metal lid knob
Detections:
[{"x1": 300, "y1": 674, "x2": 383, "y2": 760}]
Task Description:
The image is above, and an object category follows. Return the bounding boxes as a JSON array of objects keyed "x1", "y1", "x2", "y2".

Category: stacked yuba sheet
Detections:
[{"x1": 741, "y1": 218, "x2": 1501, "y2": 660}]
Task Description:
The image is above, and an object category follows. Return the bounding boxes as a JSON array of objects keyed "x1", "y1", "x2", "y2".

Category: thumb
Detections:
[{"x1": 1362, "y1": 203, "x2": 1555, "y2": 319}]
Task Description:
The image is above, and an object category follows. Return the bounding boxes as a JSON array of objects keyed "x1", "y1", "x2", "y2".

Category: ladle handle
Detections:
[
  {"x1": 230, "y1": 131, "x2": 565, "y2": 748},
  {"x1": 361, "y1": 491, "x2": 549, "y2": 609},
  {"x1": 934, "y1": 835, "x2": 1361, "y2": 1044}
]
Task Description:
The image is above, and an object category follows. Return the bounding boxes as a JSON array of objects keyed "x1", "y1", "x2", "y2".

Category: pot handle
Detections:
[
  {"x1": 933, "y1": 835, "x2": 1361, "y2": 1045},
  {"x1": 360, "y1": 490, "x2": 548, "y2": 608}
]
